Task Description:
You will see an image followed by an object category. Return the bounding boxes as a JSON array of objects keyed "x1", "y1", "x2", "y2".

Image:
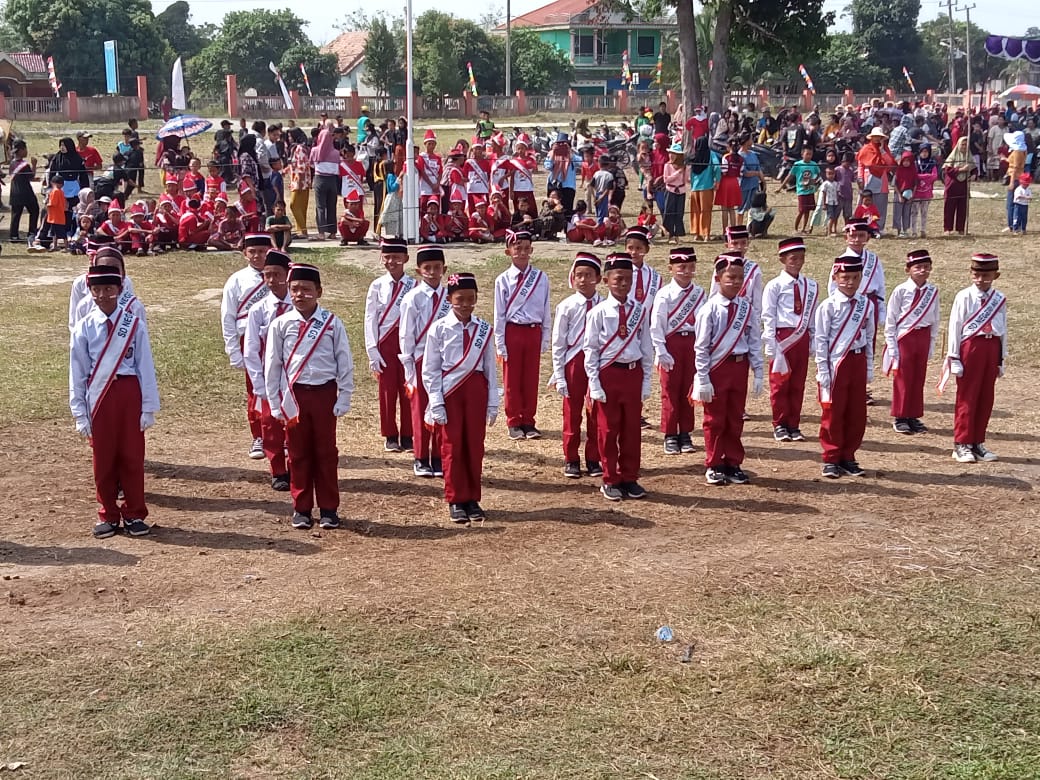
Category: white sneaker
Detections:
[
  {"x1": 952, "y1": 443, "x2": 976, "y2": 463},
  {"x1": 248, "y1": 437, "x2": 265, "y2": 459}
]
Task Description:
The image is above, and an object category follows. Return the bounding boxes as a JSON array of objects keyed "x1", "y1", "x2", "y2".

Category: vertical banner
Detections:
[
  {"x1": 268, "y1": 61, "x2": 294, "y2": 112},
  {"x1": 171, "y1": 56, "x2": 186, "y2": 111},
  {"x1": 621, "y1": 49, "x2": 631, "y2": 88},
  {"x1": 902, "y1": 66, "x2": 917, "y2": 94},
  {"x1": 103, "y1": 40, "x2": 119, "y2": 94},
  {"x1": 798, "y1": 63, "x2": 815, "y2": 93},
  {"x1": 46, "y1": 56, "x2": 62, "y2": 97},
  {"x1": 467, "y1": 62, "x2": 478, "y2": 97},
  {"x1": 299, "y1": 63, "x2": 313, "y2": 97}
]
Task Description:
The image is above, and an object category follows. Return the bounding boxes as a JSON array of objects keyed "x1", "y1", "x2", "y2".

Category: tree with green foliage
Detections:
[
  {"x1": 4, "y1": 0, "x2": 173, "y2": 94},
  {"x1": 363, "y1": 16, "x2": 403, "y2": 96},
  {"x1": 510, "y1": 27, "x2": 573, "y2": 94},
  {"x1": 848, "y1": 0, "x2": 924, "y2": 83},
  {"x1": 413, "y1": 11, "x2": 458, "y2": 98},
  {"x1": 188, "y1": 10, "x2": 314, "y2": 96},
  {"x1": 276, "y1": 43, "x2": 339, "y2": 96},
  {"x1": 808, "y1": 32, "x2": 892, "y2": 93},
  {"x1": 155, "y1": 1, "x2": 213, "y2": 61}
]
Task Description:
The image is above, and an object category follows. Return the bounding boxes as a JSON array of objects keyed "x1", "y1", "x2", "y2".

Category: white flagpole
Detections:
[
  {"x1": 171, "y1": 57, "x2": 186, "y2": 111},
  {"x1": 403, "y1": 0, "x2": 418, "y2": 242}
]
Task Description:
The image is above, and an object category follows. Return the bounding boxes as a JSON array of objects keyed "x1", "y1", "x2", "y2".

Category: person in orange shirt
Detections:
[
  {"x1": 45, "y1": 176, "x2": 69, "y2": 252},
  {"x1": 856, "y1": 127, "x2": 896, "y2": 233}
]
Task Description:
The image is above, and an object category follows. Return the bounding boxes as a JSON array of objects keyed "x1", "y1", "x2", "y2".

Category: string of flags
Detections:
[
  {"x1": 621, "y1": 49, "x2": 631, "y2": 88},
  {"x1": 902, "y1": 66, "x2": 917, "y2": 94},
  {"x1": 299, "y1": 63, "x2": 312, "y2": 97},
  {"x1": 46, "y1": 56, "x2": 61, "y2": 98},
  {"x1": 654, "y1": 52, "x2": 663, "y2": 86},
  {"x1": 467, "y1": 62, "x2": 478, "y2": 97},
  {"x1": 798, "y1": 63, "x2": 815, "y2": 94}
]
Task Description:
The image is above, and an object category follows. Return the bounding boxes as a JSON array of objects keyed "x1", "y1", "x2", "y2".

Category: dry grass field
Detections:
[{"x1": 0, "y1": 120, "x2": 1038, "y2": 779}]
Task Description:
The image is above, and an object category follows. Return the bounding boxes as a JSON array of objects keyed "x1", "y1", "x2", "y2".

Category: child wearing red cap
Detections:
[
  {"x1": 1012, "y1": 173, "x2": 1032, "y2": 234},
  {"x1": 417, "y1": 130, "x2": 443, "y2": 214},
  {"x1": 464, "y1": 145, "x2": 492, "y2": 215},
  {"x1": 550, "y1": 252, "x2": 604, "y2": 479},
  {"x1": 420, "y1": 199, "x2": 442, "y2": 243},
  {"x1": 762, "y1": 237, "x2": 819, "y2": 442},
  {"x1": 941, "y1": 253, "x2": 1007, "y2": 463},
  {"x1": 264, "y1": 263, "x2": 355, "y2": 530},
  {"x1": 97, "y1": 203, "x2": 133, "y2": 254},
  {"x1": 364, "y1": 236, "x2": 416, "y2": 453},
  {"x1": 422, "y1": 272, "x2": 499, "y2": 524},
  {"x1": 442, "y1": 199, "x2": 469, "y2": 242},
  {"x1": 494, "y1": 228, "x2": 551, "y2": 440},
  {"x1": 884, "y1": 249, "x2": 939, "y2": 435},
  {"x1": 815, "y1": 254, "x2": 875, "y2": 478},
  {"x1": 338, "y1": 193, "x2": 370, "y2": 245}
]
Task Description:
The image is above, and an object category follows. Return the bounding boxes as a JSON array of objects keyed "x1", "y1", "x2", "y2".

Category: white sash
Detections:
[
  {"x1": 279, "y1": 308, "x2": 337, "y2": 421},
  {"x1": 706, "y1": 298, "x2": 752, "y2": 372},
  {"x1": 600, "y1": 300, "x2": 645, "y2": 366},
  {"x1": 512, "y1": 158, "x2": 534, "y2": 191},
  {"x1": 441, "y1": 320, "x2": 493, "y2": 399},
  {"x1": 859, "y1": 250, "x2": 880, "y2": 296},
  {"x1": 820, "y1": 295, "x2": 869, "y2": 404},
  {"x1": 419, "y1": 155, "x2": 441, "y2": 192},
  {"x1": 236, "y1": 278, "x2": 267, "y2": 323},
  {"x1": 738, "y1": 261, "x2": 761, "y2": 299},
  {"x1": 86, "y1": 290, "x2": 139, "y2": 419},
  {"x1": 665, "y1": 285, "x2": 706, "y2": 336},
  {"x1": 563, "y1": 296, "x2": 600, "y2": 366},
  {"x1": 466, "y1": 161, "x2": 490, "y2": 193},
  {"x1": 882, "y1": 284, "x2": 937, "y2": 375},
  {"x1": 505, "y1": 268, "x2": 543, "y2": 321},
  {"x1": 413, "y1": 289, "x2": 451, "y2": 351},
  {"x1": 377, "y1": 276, "x2": 416, "y2": 344},
  {"x1": 771, "y1": 278, "x2": 818, "y2": 376},
  {"x1": 937, "y1": 290, "x2": 1006, "y2": 393},
  {"x1": 340, "y1": 165, "x2": 364, "y2": 197}
]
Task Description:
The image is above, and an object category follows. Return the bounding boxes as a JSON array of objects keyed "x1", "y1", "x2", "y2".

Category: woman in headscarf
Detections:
[
  {"x1": 286, "y1": 127, "x2": 312, "y2": 238},
  {"x1": 910, "y1": 143, "x2": 938, "y2": 238},
  {"x1": 942, "y1": 136, "x2": 973, "y2": 235},
  {"x1": 49, "y1": 137, "x2": 88, "y2": 230},
  {"x1": 688, "y1": 134, "x2": 721, "y2": 241},
  {"x1": 650, "y1": 132, "x2": 670, "y2": 222}
]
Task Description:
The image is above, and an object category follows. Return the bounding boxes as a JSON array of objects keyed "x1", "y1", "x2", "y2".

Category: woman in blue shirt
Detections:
[
  {"x1": 737, "y1": 134, "x2": 764, "y2": 222},
  {"x1": 688, "y1": 135, "x2": 721, "y2": 241}
]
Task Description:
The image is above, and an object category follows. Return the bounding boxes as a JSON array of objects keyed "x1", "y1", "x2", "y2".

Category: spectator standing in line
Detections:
[
  {"x1": 75, "y1": 131, "x2": 103, "y2": 186},
  {"x1": 653, "y1": 102, "x2": 672, "y2": 137}
]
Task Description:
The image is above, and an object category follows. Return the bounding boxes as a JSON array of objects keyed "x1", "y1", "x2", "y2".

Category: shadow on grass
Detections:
[
  {"x1": 648, "y1": 488, "x2": 823, "y2": 514},
  {"x1": 144, "y1": 525, "x2": 321, "y2": 555},
  {"x1": 146, "y1": 491, "x2": 289, "y2": 517},
  {"x1": 146, "y1": 460, "x2": 269, "y2": 485},
  {"x1": 0, "y1": 542, "x2": 140, "y2": 567},
  {"x1": 753, "y1": 476, "x2": 917, "y2": 498},
  {"x1": 347, "y1": 518, "x2": 507, "y2": 539},
  {"x1": 339, "y1": 476, "x2": 444, "y2": 498},
  {"x1": 881, "y1": 470, "x2": 1035, "y2": 492},
  {"x1": 487, "y1": 504, "x2": 655, "y2": 528}
]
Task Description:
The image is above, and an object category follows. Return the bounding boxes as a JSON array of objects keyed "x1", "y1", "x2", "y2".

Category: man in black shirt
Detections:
[{"x1": 653, "y1": 102, "x2": 671, "y2": 136}]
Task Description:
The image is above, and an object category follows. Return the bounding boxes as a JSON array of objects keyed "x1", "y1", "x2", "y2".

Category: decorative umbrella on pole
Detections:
[
  {"x1": 998, "y1": 83, "x2": 1040, "y2": 99},
  {"x1": 156, "y1": 114, "x2": 213, "y2": 140}
]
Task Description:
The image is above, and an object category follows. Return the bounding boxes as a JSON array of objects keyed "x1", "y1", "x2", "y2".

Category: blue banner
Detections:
[{"x1": 104, "y1": 40, "x2": 119, "y2": 94}]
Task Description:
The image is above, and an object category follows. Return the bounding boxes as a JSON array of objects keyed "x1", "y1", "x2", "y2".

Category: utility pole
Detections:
[
  {"x1": 505, "y1": 0, "x2": 511, "y2": 96},
  {"x1": 959, "y1": 3, "x2": 976, "y2": 111},
  {"x1": 941, "y1": 0, "x2": 956, "y2": 95}
]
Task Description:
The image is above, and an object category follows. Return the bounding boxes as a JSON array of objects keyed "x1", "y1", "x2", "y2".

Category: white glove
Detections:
[
  {"x1": 230, "y1": 356, "x2": 245, "y2": 370},
  {"x1": 429, "y1": 404, "x2": 447, "y2": 425},
  {"x1": 998, "y1": 365, "x2": 1005, "y2": 378},
  {"x1": 949, "y1": 358, "x2": 964, "y2": 377},
  {"x1": 498, "y1": 349, "x2": 508, "y2": 361},
  {"x1": 368, "y1": 352, "x2": 386, "y2": 373},
  {"x1": 555, "y1": 379, "x2": 569, "y2": 398},
  {"x1": 333, "y1": 397, "x2": 351, "y2": 416},
  {"x1": 888, "y1": 348, "x2": 900, "y2": 364},
  {"x1": 75, "y1": 417, "x2": 91, "y2": 437},
  {"x1": 140, "y1": 412, "x2": 155, "y2": 431},
  {"x1": 815, "y1": 369, "x2": 831, "y2": 389},
  {"x1": 657, "y1": 352, "x2": 675, "y2": 371},
  {"x1": 402, "y1": 359, "x2": 416, "y2": 388},
  {"x1": 866, "y1": 368, "x2": 874, "y2": 384},
  {"x1": 764, "y1": 346, "x2": 775, "y2": 359},
  {"x1": 752, "y1": 373, "x2": 764, "y2": 398},
  {"x1": 487, "y1": 409, "x2": 498, "y2": 427},
  {"x1": 641, "y1": 385, "x2": 652, "y2": 402},
  {"x1": 590, "y1": 386, "x2": 607, "y2": 403},
  {"x1": 270, "y1": 407, "x2": 285, "y2": 421},
  {"x1": 691, "y1": 377, "x2": 714, "y2": 403}
]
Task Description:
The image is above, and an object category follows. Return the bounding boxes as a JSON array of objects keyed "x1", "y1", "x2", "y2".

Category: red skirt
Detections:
[{"x1": 715, "y1": 176, "x2": 742, "y2": 208}]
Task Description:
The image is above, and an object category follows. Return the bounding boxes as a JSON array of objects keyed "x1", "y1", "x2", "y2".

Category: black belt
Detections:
[
  {"x1": 726, "y1": 354, "x2": 747, "y2": 362},
  {"x1": 293, "y1": 380, "x2": 336, "y2": 390},
  {"x1": 114, "y1": 374, "x2": 137, "y2": 380},
  {"x1": 507, "y1": 322, "x2": 540, "y2": 329},
  {"x1": 609, "y1": 361, "x2": 641, "y2": 370}
]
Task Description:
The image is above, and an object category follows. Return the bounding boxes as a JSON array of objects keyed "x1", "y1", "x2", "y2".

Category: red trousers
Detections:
[
  {"x1": 286, "y1": 381, "x2": 339, "y2": 513},
  {"x1": 260, "y1": 399, "x2": 287, "y2": 475},
  {"x1": 339, "y1": 218, "x2": 370, "y2": 241},
  {"x1": 441, "y1": 372, "x2": 489, "y2": 503},
  {"x1": 91, "y1": 376, "x2": 147, "y2": 523},
  {"x1": 703, "y1": 356, "x2": 749, "y2": 468},
  {"x1": 179, "y1": 228, "x2": 209, "y2": 247},
  {"x1": 561, "y1": 356, "x2": 599, "y2": 463},
  {"x1": 594, "y1": 363, "x2": 643, "y2": 485},
  {"x1": 769, "y1": 329, "x2": 810, "y2": 429},
  {"x1": 566, "y1": 224, "x2": 598, "y2": 243},
  {"x1": 378, "y1": 330, "x2": 412, "y2": 439},
  {"x1": 891, "y1": 327, "x2": 931, "y2": 419},
  {"x1": 820, "y1": 350, "x2": 867, "y2": 464},
  {"x1": 503, "y1": 323, "x2": 542, "y2": 427},
  {"x1": 954, "y1": 335, "x2": 1001, "y2": 444},
  {"x1": 411, "y1": 357, "x2": 442, "y2": 461},
  {"x1": 660, "y1": 332, "x2": 696, "y2": 434},
  {"x1": 241, "y1": 336, "x2": 263, "y2": 439}
]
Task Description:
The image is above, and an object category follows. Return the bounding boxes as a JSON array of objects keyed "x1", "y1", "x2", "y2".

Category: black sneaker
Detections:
[
  {"x1": 773, "y1": 425, "x2": 792, "y2": 442},
  {"x1": 892, "y1": 418, "x2": 912, "y2": 435},
  {"x1": 524, "y1": 426, "x2": 542, "y2": 440},
  {"x1": 400, "y1": 436, "x2": 414, "y2": 451},
  {"x1": 972, "y1": 443, "x2": 998, "y2": 462},
  {"x1": 318, "y1": 511, "x2": 341, "y2": 530},
  {"x1": 465, "y1": 501, "x2": 487, "y2": 521},
  {"x1": 356, "y1": 239, "x2": 370, "y2": 246},
  {"x1": 92, "y1": 521, "x2": 119, "y2": 539},
  {"x1": 431, "y1": 458, "x2": 444, "y2": 477},
  {"x1": 908, "y1": 418, "x2": 928, "y2": 434},
  {"x1": 384, "y1": 436, "x2": 402, "y2": 452},
  {"x1": 839, "y1": 460, "x2": 865, "y2": 477},
  {"x1": 789, "y1": 428, "x2": 806, "y2": 442},
  {"x1": 508, "y1": 426, "x2": 525, "y2": 440},
  {"x1": 449, "y1": 503, "x2": 470, "y2": 523},
  {"x1": 726, "y1": 467, "x2": 749, "y2": 485},
  {"x1": 822, "y1": 463, "x2": 841, "y2": 479},
  {"x1": 413, "y1": 459, "x2": 434, "y2": 477},
  {"x1": 124, "y1": 518, "x2": 151, "y2": 537},
  {"x1": 663, "y1": 435, "x2": 681, "y2": 455},
  {"x1": 600, "y1": 483, "x2": 624, "y2": 501},
  {"x1": 678, "y1": 433, "x2": 696, "y2": 453},
  {"x1": 271, "y1": 473, "x2": 290, "y2": 491},
  {"x1": 865, "y1": 390, "x2": 877, "y2": 406},
  {"x1": 291, "y1": 512, "x2": 314, "y2": 529},
  {"x1": 705, "y1": 467, "x2": 728, "y2": 486},
  {"x1": 640, "y1": 416, "x2": 651, "y2": 429},
  {"x1": 623, "y1": 481, "x2": 647, "y2": 499},
  {"x1": 563, "y1": 461, "x2": 581, "y2": 478},
  {"x1": 586, "y1": 460, "x2": 604, "y2": 478}
]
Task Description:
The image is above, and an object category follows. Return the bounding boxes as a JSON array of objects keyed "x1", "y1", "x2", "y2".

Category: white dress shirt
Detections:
[
  {"x1": 69, "y1": 304, "x2": 160, "y2": 420},
  {"x1": 264, "y1": 305, "x2": 354, "y2": 410},
  {"x1": 884, "y1": 278, "x2": 940, "y2": 357},
  {"x1": 421, "y1": 311, "x2": 499, "y2": 414},
  {"x1": 243, "y1": 292, "x2": 292, "y2": 400},
  {"x1": 694, "y1": 293, "x2": 764, "y2": 385},
  {"x1": 649, "y1": 280, "x2": 706, "y2": 359},
  {"x1": 220, "y1": 265, "x2": 267, "y2": 365},
  {"x1": 364, "y1": 272, "x2": 416, "y2": 362},
  {"x1": 828, "y1": 248, "x2": 887, "y2": 323},
  {"x1": 632, "y1": 262, "x2": 663, "y2": 308},
  {"x1": 399, "y1": 281, "x2": 448, "y2": 365},
  {"x1": 493, "y1": 263, "x2": 552, "y2": 354},
  {"x1": 946, "y1": 284, "x2": 1007, "y2": 360},
  {"x1": 709, "y1": 258, "x2": 763, "y2": 320},
  {"x1": 813, "y1": 291, "x2": 876, "y2": 374},
  {"x1": 69, "y1": 274, "x2": 136, "y2": 332},
  {"x1": 550, "y1": 291, "x2": 601, "y2": 383},
  {"x1": 762, "y1": 271, "x2": 817, "y2": 355},
  {"x1": 583, "y1": 294, "x2": 653, "y2": 396}
]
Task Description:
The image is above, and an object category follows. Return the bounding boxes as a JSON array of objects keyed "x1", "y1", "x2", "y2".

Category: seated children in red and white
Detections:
[
  {"x1": 209, "y1": 202, "x2": 245, "y2": 251},
  {"x1": 339, "y1": 144, "x2": 366, "y2": 207},
  {"x1": 566, "y1": 200, "x2": 599, "y2": 244},
  {"x1": 442, "y1": 198, "x2": 468, "y2": 242},
  {"x1": 486, "y1": 192, "x2": 511, "y2": 240},
  {"x1": 468, "y1": 205, "x2": 494, "y2": 243},
  {"x1": 338, "y1": 192, "x2": 370, "y2": 245},
  {"x1": 178, "y1": 197, "x2": 212, "y2": 250},
  {"x1": 159, "y1": 178, "x2": 185, "y2": 216},
  {"x1": 97, "y1": 203, "x2": 133, "y2": 253},
  {"x1": 238, "y1": 186, "x2": 260, "y2": 233},
  {"x1": 153, "y1": 200, "x2": 179, "y2": 249},
  {"x1": 595, "y1": 204, "x2": 625, "y2": 246},
  {"x1": 420, "y1": 198, "x2": 443, "y2": 243},
  {"x1": 127, "y1": 201, "x2": 156, "y2": 256}
]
